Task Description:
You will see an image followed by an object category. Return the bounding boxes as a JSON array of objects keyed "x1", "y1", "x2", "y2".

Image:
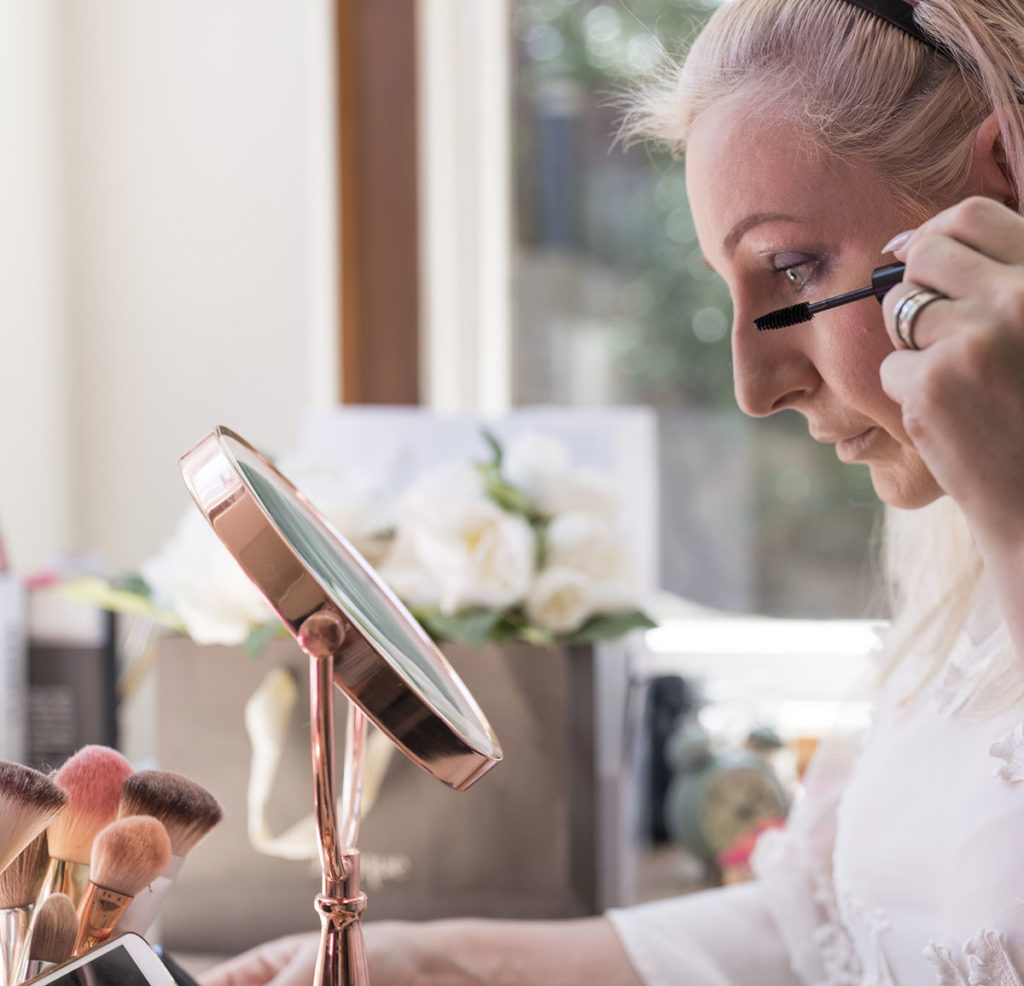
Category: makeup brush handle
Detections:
[
  {"x1": 23, "y1": 959, "x2": 57, "y2": 982},
  {"x1": 114, "y1": 857, "x2": 184, "y2": 937},
  {"x1": 74, "y1": 885, "x2": 133, "y2": 956},
  {"x1": 39, "y1": 860, "x2": 91, "y2": 912},
  {"x1": 0, "y1": 906, "x2": 32, "y2": 986}
]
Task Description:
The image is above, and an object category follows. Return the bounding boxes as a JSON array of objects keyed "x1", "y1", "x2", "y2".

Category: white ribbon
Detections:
[{"x1": 243, "y1": 667, "x2": 394, "y2": 860}]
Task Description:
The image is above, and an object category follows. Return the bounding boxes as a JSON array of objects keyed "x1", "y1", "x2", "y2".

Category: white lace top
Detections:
[{"x1": 608, "y1": 601, "x2": 1024, "y2": 986}]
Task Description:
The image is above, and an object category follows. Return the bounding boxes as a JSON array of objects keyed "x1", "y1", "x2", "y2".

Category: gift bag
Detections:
[{"x1": 153, "y1": 634, "x2": 609, "y2": 952}]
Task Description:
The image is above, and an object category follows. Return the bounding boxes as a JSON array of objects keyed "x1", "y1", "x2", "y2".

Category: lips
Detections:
[
  {"x1": 834, "y1": 428, "x2": 878, "y2": 462},
  {"x1": 808, "y1": 425, "x2": 880, "y2": 461},
  {"x1": 811, "y1": 428, "x2": 869, "y2": 444}
]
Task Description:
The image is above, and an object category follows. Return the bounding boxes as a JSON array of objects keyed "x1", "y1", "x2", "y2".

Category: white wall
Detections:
[
  {"x1": 0, "y1": 0, "x2": 338, "y2": 573},
  {"x1": 0, "y1": 0, "x2": 72, "y2": 570}
]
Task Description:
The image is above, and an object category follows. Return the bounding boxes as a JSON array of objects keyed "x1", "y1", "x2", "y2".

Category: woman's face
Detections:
[{"x1": 685, "y1": 102, "x2": 944, "y2": 509}]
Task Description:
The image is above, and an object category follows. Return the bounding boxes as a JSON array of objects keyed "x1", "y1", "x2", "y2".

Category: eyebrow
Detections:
[{"x1": 723, "y1": 212, "x2": 802, "y2": 255}]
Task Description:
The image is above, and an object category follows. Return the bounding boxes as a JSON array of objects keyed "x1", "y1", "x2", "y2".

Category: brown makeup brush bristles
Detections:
[
  {"x1": 89, "y1": 816, "x2": 171, "y2": 897},
  {"x1": 0, "y1": 762, "x2": 67, "y2": 873},
  {"x1": 118, "y1": 770, "x2": 223, "y2": 856},
  {"x1": 48, "y1": 746, "x2": 134, "y2": 864},
  {"x1": 27, "y1": 893, "x2": 77, "y2": 965},
  {"x1": 0, "y1": 830, "x2": 50, "y2": 908}
]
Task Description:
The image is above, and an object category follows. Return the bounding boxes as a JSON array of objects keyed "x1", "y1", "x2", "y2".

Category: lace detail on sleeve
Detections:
[
  {"x1": 839, "y1": 894, "x2": 897, "y2": 986},
  {"x1": 990, "y1": 722, "x2": 1024, "y2": 783},
  {"x1": 749, "y1": 727, "x2": 867, "y2": 986},
  {"x1": 925, "y1": 930, "x2": 1024, "y2": 986},
  {"x1": 751, "y1": 827, "x2": 861, "y2": 986}
]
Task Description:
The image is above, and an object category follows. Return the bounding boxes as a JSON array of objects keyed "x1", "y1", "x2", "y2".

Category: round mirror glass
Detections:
[{"x1": 180, "y1": 426, "x2": 502, "y2": 789}]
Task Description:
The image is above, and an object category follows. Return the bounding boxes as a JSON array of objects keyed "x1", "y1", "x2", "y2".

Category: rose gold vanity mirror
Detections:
[{"x1": 179, "y1": 426, "x2": 502, "y2": 986}]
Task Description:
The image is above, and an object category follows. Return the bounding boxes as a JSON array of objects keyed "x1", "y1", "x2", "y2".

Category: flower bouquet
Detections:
[{"x1": 73, "y1": 431, "x2": 655, "y2": 652}]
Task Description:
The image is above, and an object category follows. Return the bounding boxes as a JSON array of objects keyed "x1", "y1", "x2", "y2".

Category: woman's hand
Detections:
[
  {"x1": 197, "y1": 933, "x2": 320, "y2": 986},
  {"x1": 880, "y1": 196, "x2": 1024, "y2": 552},
  {"x1": 197, "y1": 924, "x2": 427, "y2": 986},
  {"x1": 197, "y1": 917, "x2": 642, "y2": 986}
]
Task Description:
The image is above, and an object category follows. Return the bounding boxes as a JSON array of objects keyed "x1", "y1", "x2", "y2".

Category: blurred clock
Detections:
[{"x1": 663, "y1": 721, "x2": 789, "y2": 871}]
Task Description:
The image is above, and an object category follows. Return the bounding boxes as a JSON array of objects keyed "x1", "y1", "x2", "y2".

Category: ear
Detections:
[{"x1": 969, "y1": 111, "x2": 1016, "y2": 207}]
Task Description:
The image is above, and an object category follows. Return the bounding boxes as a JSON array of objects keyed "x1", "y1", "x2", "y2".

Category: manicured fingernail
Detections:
[{"x1": 883, "y1": 230, "x2": 915, "y2": 254}]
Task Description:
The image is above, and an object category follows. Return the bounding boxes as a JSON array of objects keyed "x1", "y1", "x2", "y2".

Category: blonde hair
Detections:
[
  {"x1": 628, "y1": 0, "x2": 1024, "y2": 212},
  {"x1": 629, "y1": 0, "x2": 1024, "y2": 707}
]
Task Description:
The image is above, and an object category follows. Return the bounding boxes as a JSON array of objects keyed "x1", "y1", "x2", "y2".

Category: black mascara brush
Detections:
[{"x1": 755, "y1": 262, "x2": 905, "y2": 331}]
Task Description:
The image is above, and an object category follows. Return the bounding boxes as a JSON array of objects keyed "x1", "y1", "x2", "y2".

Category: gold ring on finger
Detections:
[{"x1": 893, "y1": 288, "x2": 945, "y2": 350}]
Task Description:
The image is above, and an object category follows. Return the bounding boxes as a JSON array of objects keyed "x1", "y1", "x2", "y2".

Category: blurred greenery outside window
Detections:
[{"x1": 511, "y1": 0, "x2": 884, "y2": 619}]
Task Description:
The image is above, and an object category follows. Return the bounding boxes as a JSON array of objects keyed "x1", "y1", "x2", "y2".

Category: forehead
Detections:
[{"x1": 684, "y1": 101, "x2": 891, "y2": 258}]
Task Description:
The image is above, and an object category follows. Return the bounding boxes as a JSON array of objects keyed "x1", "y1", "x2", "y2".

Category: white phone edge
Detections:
[{"x1": 25, "y1": 934, "x2": 176, "y2": 986}]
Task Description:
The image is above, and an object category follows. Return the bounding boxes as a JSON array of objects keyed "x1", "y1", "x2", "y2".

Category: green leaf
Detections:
[
  {"x1": 481, "y1": 428, "x2": 504, "y2": 470},
  {"x1": 244, "y1": 622, "x2": 286, "y2": 658},
  {"x1": 518, "y1": 624, "x2": 557, "y2": 647},
  {"x1": 534, "y1": 520, "x2": 550, "y2": 571},
  {"x1": 61, "y1": 577, "x2": 187, "y2": 633},
  {"x1": 115, "y1": 572, "x2": 153, "y2": 599},
  {"x1": 561, "y1": 610, "x2": 658, "y2": 645},
  {"x1": 489, "y1": 608, "x2": 529, "y2": 644},
  {"x1": 482, "y1": 476, "x2": 534, "y2": 518}
]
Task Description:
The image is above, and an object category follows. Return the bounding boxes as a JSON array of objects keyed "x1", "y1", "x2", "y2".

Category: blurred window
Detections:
[{"x1": 511, "y1": 0, "x2": 883, "y2": 617}]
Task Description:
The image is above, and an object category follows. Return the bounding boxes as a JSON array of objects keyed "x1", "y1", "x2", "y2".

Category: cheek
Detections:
[{"x1": 827, "y1": 308, "x2": 897, "y2": 410}]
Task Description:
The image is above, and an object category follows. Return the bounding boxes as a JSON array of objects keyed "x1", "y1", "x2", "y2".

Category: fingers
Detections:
[
  {"x1": 895, "y1": 233, "x2": 1013, "y2": 303},
  {"x1": 880, "y1": 198, "x2": 1024, "y2": 352},
  {"x1": 199, "y1": 935, "x2": 316, "y2": 986},
  {"x1": 892, "y1": 196, "x2": 1024, "y2": 266},
  {"x1": 882, "y1": 283, "x2": 963, "y2": 351}
]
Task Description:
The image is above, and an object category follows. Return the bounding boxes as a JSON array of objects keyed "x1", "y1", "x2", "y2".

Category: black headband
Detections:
[{"x1": 842, "y1": 0, "x2": 951, "y2": 58}]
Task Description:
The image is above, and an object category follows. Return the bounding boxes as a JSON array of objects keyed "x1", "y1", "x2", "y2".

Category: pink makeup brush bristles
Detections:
[
  {"x1": 114, "y1": 770, "x2": 223, "y2": 936},
  {"x1": 73, "y1": 817, "x2": 171, "y2": 956},
  {"x1": 24, "y1": 893, "x2": 77, "y2": 979},
  {"x1": 41, "y1": 746, "x2": 134, "y2": 907}
]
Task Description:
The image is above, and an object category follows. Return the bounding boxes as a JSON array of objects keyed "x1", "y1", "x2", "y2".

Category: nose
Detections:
[{"x1": 731, "y1": 303, "x2": 819, "y2": 417}]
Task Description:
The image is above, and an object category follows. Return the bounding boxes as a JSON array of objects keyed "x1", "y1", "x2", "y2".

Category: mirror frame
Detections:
[{"x1": 179, "y1": 426, "x2": 502, "y2": 790}]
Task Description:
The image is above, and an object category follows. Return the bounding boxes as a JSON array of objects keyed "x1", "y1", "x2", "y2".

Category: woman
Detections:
[{"x1": 201, "y1": 0, "x2": 1024, "y2": 982}]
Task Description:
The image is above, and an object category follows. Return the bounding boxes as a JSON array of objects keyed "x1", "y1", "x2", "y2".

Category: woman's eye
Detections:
[{"x1": 773, "y1": 254, "x2": 818, "y2": 292}]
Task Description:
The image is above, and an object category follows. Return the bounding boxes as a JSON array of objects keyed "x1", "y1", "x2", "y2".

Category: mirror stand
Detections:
[
  {"x1": 302, "y1": 611, "x2": 369, "y2": 986},
  {"x1": 180, "y1": 427, "x2": 503, "y2": 986}
]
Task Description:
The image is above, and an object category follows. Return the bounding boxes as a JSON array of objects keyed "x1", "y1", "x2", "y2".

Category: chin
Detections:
[{"x1": 868, "y1": 461, "x2": 944, "y2": 510}]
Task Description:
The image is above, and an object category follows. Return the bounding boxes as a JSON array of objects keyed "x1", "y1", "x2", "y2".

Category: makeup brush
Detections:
[
  {"x1": 0, "y1": 832, "x2": 50, "y2": 986},
  {"x1": 41, "y1": 746, "x2": 134, "y2": 908},
  {"x1": 114, "y1": 770, "x2": 222, "y2": 936},
  {"x1": 73, "y1": 816, "x2": 171, "y2": 956},
  {"x1": 0, "y1": 763, "x2": 67, "y2": 877},
  {"x1": 23, "y1": 894, "x2": 77, "y2": 981},
  {"x1": 755, "y1": 261, "x2": 905, "y2": 331}
]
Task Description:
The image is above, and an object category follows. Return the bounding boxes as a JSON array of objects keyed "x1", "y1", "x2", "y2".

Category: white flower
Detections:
[
  {"x1": 557, "y1": 469, "x2": 621, "y2": 521},
  {"x1": 545, "y1": 512, "x2": 643, "y2": 613},
  {"x1": 503, "y1": 434, "x2": 572, "y2": 516},
  {"x1": 142, "y1": 509, "x2": 275, "y2": 645},
  {"x1": 378, "y1": 463, "x2": 535, "y2": 614},
  {"x1": 526, "y1": 567, "x2": 592, "y2": 634},
  {"x1": 503, "y1": 433, "x2": 619, "y2": 520}
]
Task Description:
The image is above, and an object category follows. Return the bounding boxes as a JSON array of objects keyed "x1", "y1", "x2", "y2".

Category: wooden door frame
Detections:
[{"x1": 336, "y1": 0, "x2": 420, "y2": 404}]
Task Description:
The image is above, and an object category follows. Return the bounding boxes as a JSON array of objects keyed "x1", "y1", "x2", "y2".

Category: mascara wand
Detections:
[{"x1": 755, "y1": 262, "x2": 905, "y2": 331}]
